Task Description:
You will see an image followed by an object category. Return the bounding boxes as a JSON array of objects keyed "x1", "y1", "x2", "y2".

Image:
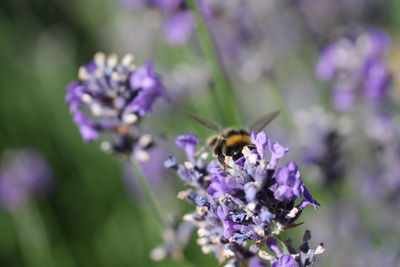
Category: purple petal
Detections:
[
  {"x1": 164, "y1": 11, "x2": 194, "y2": 46},
  {"x1": 267, "y1": 238, "x2": 281, "y2": 256},
  {"x1": 175, "y1": 133, "x2": 199, "y2": 160},
  {"x1": 272, "y1": 254, "x2": 296, "y2": 267},
  {"x1": 268, "y1": 141, "x2": 289, "y2": 169},
  {"x1": 251, "y1": 131, "x2": 269, "y2": 159}
]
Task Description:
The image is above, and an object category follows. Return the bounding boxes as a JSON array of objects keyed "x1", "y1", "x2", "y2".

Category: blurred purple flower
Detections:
[
  {"x1": 65, "y1": 53, "x2": 165, "y2": 160},
  {"x1": 124, "y1": 144, "x2": 168, "y2": 198},
  {"x1": 361, "y1": 113, "x2": 400, "y2": 206},
  {"x1": 0, "y1": 150, "x2": 52, "y2": 211},
  {"x1": 153, "y1": 0, "x2": 182, "y2": 11},
  {"x1": 316, "y1": 28, "x2": 392, "y2": 110},
  {"x1": 294, "y1": 107, "x2": 347, "y2": 188},
  {"x1": 164, "y1": 11, "x2": 194, "y2": 45}
]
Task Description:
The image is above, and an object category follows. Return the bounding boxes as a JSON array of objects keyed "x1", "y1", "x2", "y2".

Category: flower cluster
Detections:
[
  {"x1": 65, "y1": 52, "x2": 165, "y2": 160},
  {"x1": 0, "y1": 150, "x2": 52, "y2": 211},
  {"x1": 316, "y1": 28, "x2": 391, "y2": 110},
  {"x1": 126, "y1": 0, "x2": 194, "y2": 45},
  {"x1": 166, "y1": 132, "x2": 322, "y2": 266},
  {"x1": 361, "y1": 113, "x2": 400, "y2": 207},
  {"x1": 293, "y1": 107, "x2": 351, "y2": 188}
]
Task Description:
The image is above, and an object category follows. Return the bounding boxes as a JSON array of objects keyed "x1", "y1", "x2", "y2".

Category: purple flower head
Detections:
[
  {"x1": 65, "y1": 53, "x2": 165, "y2": 160},
  {"x1": 171, "y1": 131, "x2": 322, "y2": 265},
  {"x1": 0, "y1": 150, "x2": 52, "y2": 211},
  {"x1": 316, "y1": 28, "x2": 392, "y2": 110}
]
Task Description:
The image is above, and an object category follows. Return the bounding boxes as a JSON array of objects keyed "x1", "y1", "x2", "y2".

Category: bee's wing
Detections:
[
  {"x1": 185, "y1": 111, "x2": 221, "y2": 133},
  {"x1": 249, "y1": 110, "x2": 280, "y2": 133}
]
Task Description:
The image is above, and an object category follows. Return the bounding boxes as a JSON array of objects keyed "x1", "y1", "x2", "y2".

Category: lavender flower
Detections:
[
  {"x1": 360, "y1": 113, "x2": 400, "y2": 207},
  {"x1": 0, "y1": 150, "x2": 52, "y2": 211},
  {"x1": 164, "y1": 10, "x2": 194, "y2": 45},
  {"x1": 293, "y1": 107, "x2": 351, "y2": 188},
  {"x1": 275, "y1": 231, "x2": 325, "y2": 267},
  {"x1": 150, "y1": 220, "x2": 195, "y2": 261},
  {"x1": 316, "y1": 28, "x2": 392, "y2": 110},
  {"x1": 125, "y1": 0, "x2": 194, "y2": 45},
  {"x1": 167, "y1": 132, "x2": 323, "y2": 266},
  {"x1": 65, "y1": 52, "x2": 165, "y2": 161}
]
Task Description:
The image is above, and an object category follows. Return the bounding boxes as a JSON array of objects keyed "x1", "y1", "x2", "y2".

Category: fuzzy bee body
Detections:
[
  {"x1": 185, "y1": 111, "x2": 279, "y2": 168},
  {"x1": 208, "y1": 128, "x2": 255, "y2": 165}
]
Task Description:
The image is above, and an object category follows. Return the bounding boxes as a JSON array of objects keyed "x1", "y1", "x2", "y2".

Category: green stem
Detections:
[
  {"x1": 12, "y1": 201, "x2": 54, "y2": 267},
  {"x1": 188, "y1": 0, "x2": 241, "y2": 126},
  {"x1": 130, "y1": 160, "x2": 165, "y2": 235}
]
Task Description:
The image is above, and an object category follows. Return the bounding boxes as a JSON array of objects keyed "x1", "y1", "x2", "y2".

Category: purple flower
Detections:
[
  {"x1": 0, "y1": 150, "x2": 52, "y2": 211},
  {"x1": 171, "y1": 131, "x2": 322, "y2": 265},
  {"x1": 268, "y1": 141, "x2": 289, "y2": 169},
  {"x1": 164, "y1": 11, "x2": 194, "y2": 45},
  {"x1": 65, "y1": 53, "x2": 165, "y2": 160},
  {"x1": 267, "y1": 238, "x2": 281, "y2": 256},
  {"x1": 294, "y1": 107, "x2": 346, "y2": 188},
  {"x1": 124, "y1": 144, "x2": 169, "y2": 198},
  {"x1": 265, "y1": 233, "x2": 324, "y2": 267},
  {"x1": 299, "y1": 185, "x2": 320, "y2": 210},
  {"x1": 127, "y1": 0, "x2": 194, "y2": 45},
  {"x1": 251, "y1": 131, "x2": 268, "y2": 159},
  {"x1": 316, "y1": 28, "x2": 392, "y2": 110},
  {"x1": 249, "y1": 257, "x2": 266, "y2": 267},
  {"x1": 128, "y1": 61, "x2": 165, "y2": 116},
  {"x1": 175, "y1": 133, "x2": 199, "y2": 160},
  {"x1": 152, "y1": 0, "x2": 182, "y2": 11},
  {"x1": 274, "y1": 162, "x2": 302, "y2": 201},
  {"x1": 272, "y1": 255, "x2": 296, "y2": 267},
  {"x1": 364, "y1": 59, "x2": 391, "y2": 102},
  {"x1": 150, "y1": 220, "x2": 195, "y2": 261}
]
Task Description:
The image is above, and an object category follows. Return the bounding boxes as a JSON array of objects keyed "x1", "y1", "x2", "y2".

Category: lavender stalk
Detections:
[
  {"x1": 65, "y1": 52, "x2": 168, "y2": 236},
  {"x1": 187, "y1": 0, "x2": 241, "y2": 126},
  {"x1": 0, "y1": 150, "x2": 54, "y2": 267},
  {"x1": 130, "y1": 160, "x2": 166, "y2": 232}
]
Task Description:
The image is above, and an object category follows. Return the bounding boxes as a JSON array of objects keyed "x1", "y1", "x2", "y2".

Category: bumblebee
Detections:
[{"x1": 185, "y1": 111, "x2": 279, "y2": 166}]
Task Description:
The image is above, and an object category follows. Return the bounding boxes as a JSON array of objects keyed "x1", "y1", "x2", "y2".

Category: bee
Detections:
[{"x1": 185, "y1": 110, "x2": 279, "y2": 166}]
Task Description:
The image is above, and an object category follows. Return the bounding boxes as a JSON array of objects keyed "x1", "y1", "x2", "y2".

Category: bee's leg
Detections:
[{"x1": 218, "y1": 155, "x2": 225, "y2": 166}]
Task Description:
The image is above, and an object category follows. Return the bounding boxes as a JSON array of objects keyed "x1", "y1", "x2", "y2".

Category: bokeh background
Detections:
[{"x1": 1, "y1": 0, "x2": 400, "y2": 266}]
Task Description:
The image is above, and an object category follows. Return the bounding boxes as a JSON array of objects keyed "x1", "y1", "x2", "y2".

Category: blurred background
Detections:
[{"x1": 1, "y1": 0, "x2": 400, "y2": 266}]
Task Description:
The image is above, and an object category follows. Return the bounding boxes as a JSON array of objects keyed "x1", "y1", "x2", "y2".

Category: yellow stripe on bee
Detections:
[{"x1": 225, "y1": 134, "x2": 251, "y2": 147}]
